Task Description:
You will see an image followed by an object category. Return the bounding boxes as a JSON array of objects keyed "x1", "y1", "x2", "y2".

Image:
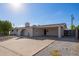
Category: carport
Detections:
[{"x1": 32, "y1": 23, "x2": 66, "y2": 38}]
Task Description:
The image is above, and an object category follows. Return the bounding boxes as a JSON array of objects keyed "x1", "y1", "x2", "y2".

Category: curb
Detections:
[{"x1": 32, "y1": 40, "x2": 55, "y2": 56}]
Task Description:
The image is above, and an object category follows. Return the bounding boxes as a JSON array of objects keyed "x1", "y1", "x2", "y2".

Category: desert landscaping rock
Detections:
[
  {"x1": 35, "y1": 38, "x2": 79, "y2": 56},
  {"x1": 1, "y1": 37, "x2": 79, "y2": 56}
]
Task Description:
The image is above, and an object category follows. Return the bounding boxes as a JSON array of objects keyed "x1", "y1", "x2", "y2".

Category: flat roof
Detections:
[
  {"x1": 14, "y1": 23, "x2": 67, "y2": 29},
  {"x1": 32, "y1": 23, "x2": 67, "y2": 28}
]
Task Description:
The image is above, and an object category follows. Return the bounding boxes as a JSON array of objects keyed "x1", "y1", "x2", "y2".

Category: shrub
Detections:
[{"x1": 50, "y1": 49, "x2": 61, "y2": 56}]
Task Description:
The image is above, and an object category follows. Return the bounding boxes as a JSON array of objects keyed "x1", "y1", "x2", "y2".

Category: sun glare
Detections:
[{"x1": 10, "y1": 3, "x2": 22, "y2": 11}]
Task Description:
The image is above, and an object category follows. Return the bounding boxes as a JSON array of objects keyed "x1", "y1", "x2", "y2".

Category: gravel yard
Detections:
[
  {"x1": 0, "y1": 36, "x2": 79, "y2": 56},
  {"x1": 35, "y1": 37, "x2": 79, "y2": 56}
]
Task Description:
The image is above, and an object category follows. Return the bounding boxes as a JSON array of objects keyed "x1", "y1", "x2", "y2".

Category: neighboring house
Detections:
[{"x1": 10, "y1": 23, "x2": 67, "y2": 38}]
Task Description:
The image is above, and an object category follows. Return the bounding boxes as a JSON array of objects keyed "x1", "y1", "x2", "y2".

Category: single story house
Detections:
[{"x1": 11, "y1": 23, "x2": 67, "y2": 38}]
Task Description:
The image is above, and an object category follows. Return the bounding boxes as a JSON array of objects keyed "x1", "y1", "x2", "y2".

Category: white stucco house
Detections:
[{"x1": 11, "y1": 23, "x2": 67, "y2": 38}]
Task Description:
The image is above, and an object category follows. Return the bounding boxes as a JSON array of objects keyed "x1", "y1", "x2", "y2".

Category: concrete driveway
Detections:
[{"x1": 0, "y1": 37, "x2": 54, "y2": 56}]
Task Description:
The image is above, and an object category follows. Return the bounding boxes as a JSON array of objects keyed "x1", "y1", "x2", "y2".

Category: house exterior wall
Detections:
[
  {"x1": 17, "y1": 27, "x2": 33, "y2": 37},
  {"x1": 33, "y1": 28, "x2": 44, "y2": 37},
  {"x1": 11, "y1": 25, "x2": 65, "y2": 38},
  {"x1": 61, "y1": 27, "x2": 64, "y2": 37},
  {"x1": 46, "y1": 27, "x2": 58, "y2": 36},
  {"x1": 17, "y1": 29, "x2": 22, "y2": 36},
  {"x1": 11, "y1": 27, "x2": 33, "y2": 37},
  {"x1": 10, "y1": 29, "x2": 19, "y2": 36},
  {"x1": 23, "y1": 28, "x2": 33, "y2": 37},
  {"x1": 47, "y1": 27, "x2": 64, "y2": 37},
  {"x1": 32, "y1": 27, "x2": 64, "y2": 37},
  {"x1": 23, "y1": 29, "x2": 29, "y2": 36}
]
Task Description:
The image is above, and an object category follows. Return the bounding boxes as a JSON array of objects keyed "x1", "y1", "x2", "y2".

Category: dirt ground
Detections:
[{"x1": 35, "y1": 37, "x2": 79, "y2": 56}]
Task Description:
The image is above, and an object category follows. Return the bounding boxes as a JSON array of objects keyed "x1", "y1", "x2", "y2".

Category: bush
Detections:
[
  {"x1": 70, "y1": 25, "x2": 75, "y2": 30},
  {"x1": 50, "y1": 49, "x2": 61, "y2": 56},
  {"x1": 0, "y1": 20, "x2": 13, "y2": 36},
  {"x1": 77, "y1": 25, "x2": 79, "y2": 30}
]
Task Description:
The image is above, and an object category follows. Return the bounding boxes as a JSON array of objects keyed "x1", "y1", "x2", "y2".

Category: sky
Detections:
[{"x1": 0, "y1": 3, "x2": 79, "y2": 28}]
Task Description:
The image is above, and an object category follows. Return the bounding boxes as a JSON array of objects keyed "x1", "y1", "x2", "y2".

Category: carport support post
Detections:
[
  {"x1": 75, "y1": 28, "x2": 78, "y2": 39},
  {"x1": 58, "y1": 26, "x2": 61, "y2": 38}
]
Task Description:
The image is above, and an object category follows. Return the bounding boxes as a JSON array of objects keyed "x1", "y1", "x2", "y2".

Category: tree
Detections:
[
  {"x1": 0, "y1": 20, "x2": 3, "y2": 33},
  {"x1": 71, "y1": 14, "x2": 74, "y2": 26},
  {"x1": 70, "y1": 14, "x2": 75, "y2": 30},
  {"x1": 70, "y1": 25, "x2": 75, "y2": 30},
  {"x1": 77, "y1": 25, "x2": 79, "y2": 30},
  {"x1": 0, "y1": 20, "x2": 13, "y2": 35}
]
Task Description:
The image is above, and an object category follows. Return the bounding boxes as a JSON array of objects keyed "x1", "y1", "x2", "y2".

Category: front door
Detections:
[
  {"x1": 20, "y1": 29, "x2": 25, "y2": 36},
  {"x1": 44, "y1": 29, "x2": 46, "y2": 36}
]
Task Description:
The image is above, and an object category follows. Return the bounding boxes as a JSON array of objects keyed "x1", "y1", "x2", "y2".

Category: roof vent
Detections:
[{"x1": 25, "y1": 22, "x2": 30, "y2": 27}]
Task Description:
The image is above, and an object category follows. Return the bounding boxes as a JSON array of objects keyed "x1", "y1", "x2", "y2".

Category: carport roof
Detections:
[
  {"x1": 32, "y1": 23, "x2": 67, "y2": 28},
  {"x1": 13, "y1": 23, "x2": 67, "y2": 29}
]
